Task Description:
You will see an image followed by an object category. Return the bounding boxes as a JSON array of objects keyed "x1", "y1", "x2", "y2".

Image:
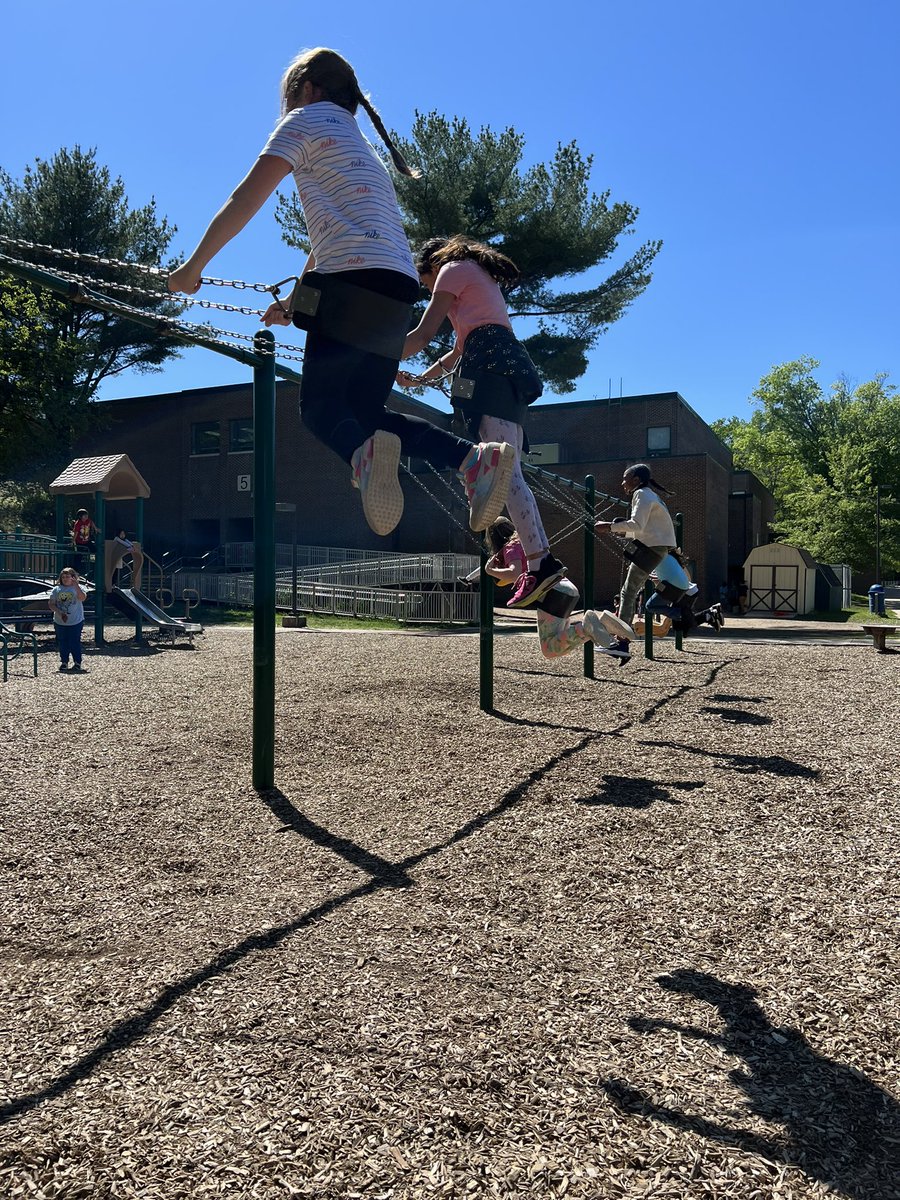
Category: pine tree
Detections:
[
  {"x1": 275, "y1": 112, "x2": 661, "y2": 394},
  {"x1": 0, "y1": 146, "x2": 182, "y2": 484}
]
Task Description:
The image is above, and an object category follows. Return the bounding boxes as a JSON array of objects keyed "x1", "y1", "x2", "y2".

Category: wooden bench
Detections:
[{"x1": 861, "y1": 624, "x2": 898, "y2": 653}]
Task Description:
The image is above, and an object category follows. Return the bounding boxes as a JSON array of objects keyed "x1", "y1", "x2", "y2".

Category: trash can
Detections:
[{"x1": 868, "y1": 584, "x2": 885, "y2": 615}]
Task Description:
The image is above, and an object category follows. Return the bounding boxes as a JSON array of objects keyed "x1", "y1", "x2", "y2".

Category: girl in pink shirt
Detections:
[
  {"x1": 483, "y1": 518, "x2": 630, "y2": 662},
  {"x1": 399, "y1": 236, "x2": 566, "y2": 608}
]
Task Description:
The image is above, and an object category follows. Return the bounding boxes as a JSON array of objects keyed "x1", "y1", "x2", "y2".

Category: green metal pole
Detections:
[
  {"x1": 479, "y1": 547, "x2": 494, "y2": 711},
  {"x1": 644, "y1": 579, "x2": 654, "y2": 660},
  {"x1": 674, "y1": 513, "x2": 684, "y2": 651},
  {"x1": 94, "y1": 491, "x2": 106, "y2": 646},
  {"x1": 135, "y1": 497, "x2": 145, "y2": 642},
  {"x1": 583, "y1": 474, "x2": 595, "y2": 679},
  {"x1": 252, "y1": 330, "x2": 276, "y2": 791}
]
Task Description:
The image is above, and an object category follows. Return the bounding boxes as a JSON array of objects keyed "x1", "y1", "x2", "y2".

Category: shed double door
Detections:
[{"x1": 749, "y1": 565, "x2": 798, "y2": 613}]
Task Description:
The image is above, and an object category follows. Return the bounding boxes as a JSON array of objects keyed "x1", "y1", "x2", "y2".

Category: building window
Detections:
[
  {"x1": 647, "y1": 425, "x2": 671, "y2": 454},
  {"x1": 191, "y1": 421, "x2": 220, "y2": 456},
  {"x1": 229, "y1": 417, "x2": 254, "y2": 453}
]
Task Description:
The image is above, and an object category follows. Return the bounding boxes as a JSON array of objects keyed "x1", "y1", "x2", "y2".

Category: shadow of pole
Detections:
[{"x1": 0, "y1": 652, "x2": 759, "y2": 1125}]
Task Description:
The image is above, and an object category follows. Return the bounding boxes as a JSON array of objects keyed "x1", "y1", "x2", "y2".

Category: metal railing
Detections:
[
  {"x1": 201, "y1": 541, "x2": 478, "y2": 577},
  {"x1": 0, "y1": 531, "x2": 67, "y2": 578},
  {"x1": 177, "y1": 569, "x2": 479, "y2": 624}
]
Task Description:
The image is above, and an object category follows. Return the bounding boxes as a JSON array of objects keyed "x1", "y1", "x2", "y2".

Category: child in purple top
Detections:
[{"x1": 483, "y1": 518, "x2": 631, "y2": 661}]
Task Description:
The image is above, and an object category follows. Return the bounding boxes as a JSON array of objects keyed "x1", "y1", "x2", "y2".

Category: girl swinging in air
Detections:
[
  {"x1": 398, "y1": 236, "x2": 566, "y2": 606},
  {"x1": 168, "y1": 48, "x2": 514, "y2": 538},
  {"x1": 484, "y1": 518, "x2": 633, "y2": 662}
]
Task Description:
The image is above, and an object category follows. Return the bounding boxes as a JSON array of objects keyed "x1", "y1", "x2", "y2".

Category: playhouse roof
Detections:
[
  {"x1": 48, "y1": 455, "x2": 151, "y2": 500},
  {"x1": 744, "y1": 542, "x2": 818, "y2": 570}
]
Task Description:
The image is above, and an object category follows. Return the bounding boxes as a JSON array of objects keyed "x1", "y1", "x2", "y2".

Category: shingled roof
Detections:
[{"x1": 48, "y1": 455, "x2": 151, "y2": 500}]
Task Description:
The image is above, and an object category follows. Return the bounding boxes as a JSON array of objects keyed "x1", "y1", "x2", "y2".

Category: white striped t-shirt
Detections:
[{"x1": 260, "y1": 102, "x2": 417, "y2": 279}]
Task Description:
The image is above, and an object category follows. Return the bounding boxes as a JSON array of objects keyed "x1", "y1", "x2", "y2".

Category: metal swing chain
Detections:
[
  {"x1": 0, "y1": 247, "x2": 306, "y2": 364},
  {"x1": 0, "y1": 233, "x2": 291, "y2": 300},
  {"x1": 400, "y1": 460, "x2": 483, "y2": 549},
  {"x1": 400, "y1": 371, "x2": 454, "y2": 400},
  {"x1": 0, "y1": 234, "x2": 170, "y2": 277}
]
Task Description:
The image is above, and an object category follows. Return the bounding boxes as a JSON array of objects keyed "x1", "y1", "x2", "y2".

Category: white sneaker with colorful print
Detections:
[
  {"x1": 351, "y1": 430, "x2": 403, "y2": 536},
  {"x1": 458, "y1": 441, "x2": 515, "y2": 532}
]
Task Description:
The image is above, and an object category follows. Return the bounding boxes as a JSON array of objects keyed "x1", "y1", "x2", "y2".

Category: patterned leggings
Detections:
[
  {"x1": 536, "y1": 611, "x2": 589, "y2": 659},
  {"x1": 478, "y1": 416, "x2": 549, "y2": 563}
]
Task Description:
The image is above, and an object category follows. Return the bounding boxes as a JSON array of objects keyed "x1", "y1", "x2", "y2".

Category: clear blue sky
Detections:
[{"x1": 2, "y1": 1, "x2": 897, "y2": 425}]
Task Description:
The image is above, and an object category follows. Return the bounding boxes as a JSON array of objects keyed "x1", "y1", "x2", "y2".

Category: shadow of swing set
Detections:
[{"x1": 1, "y1": 251, "x2": 693, "y2": 788}]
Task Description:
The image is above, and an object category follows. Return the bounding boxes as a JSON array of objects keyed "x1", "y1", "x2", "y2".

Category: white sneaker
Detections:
[
  {"x1": 351, "y1": 430, "x2": 403, "y2": 536},
  {"x1": 583, "y1": 609, "x2": 630, "y2": 645},
  {"x1": 458, "y1": 441, "x2": 516, "y2": 532},
  {"x1": 584, "y1": 609, "x2": 635, "y2": 643},
  {"x1": 599, "y1": 609, "x2": 635, "y2": 640}
]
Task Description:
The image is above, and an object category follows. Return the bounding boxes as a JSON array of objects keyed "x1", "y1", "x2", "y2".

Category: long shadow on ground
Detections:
[
  {"x1": 0, "y1": 655, "x2": 769, "y2": 1125},
  {"x1": 600, "y1": 969, "x2": 900, "y2": 1200}
]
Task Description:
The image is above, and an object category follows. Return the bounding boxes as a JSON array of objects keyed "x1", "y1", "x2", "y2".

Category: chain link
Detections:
[
  {"x1": 400, "y1": 461, "x2": 481, "y2": 548},
  {"x1": 0, "y1": 233, "x2": 283, "y2": 293},
  {"x1": 0, "y1": 248, "x2": 305, "y2": 364},
  {"x1": 0, "y1": 244, "x2": 272, "y2": 317},
  {"x1": 0, "y1": 234, "x2": 167, "y2": 276}
]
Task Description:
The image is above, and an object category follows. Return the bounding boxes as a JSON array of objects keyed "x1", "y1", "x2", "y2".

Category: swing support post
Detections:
[
  {"x1": 644, "y1": 579, "x2": 655, "y2": 660},
  {"x1": 252, "y1": 330, "x2": 276, "y2": 791},
  {"x1": 479, "y1": 548, "x2": 494, "y2": 711},
  {"x1": 674, "y1": 513, "x2": 684, "y2": 651},
  {"x1": 583, "y1": 474, "x2": 595, "y2": 679}
]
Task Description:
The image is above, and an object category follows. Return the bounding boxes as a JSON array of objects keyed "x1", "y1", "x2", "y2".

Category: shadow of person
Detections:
[
  {"x1": 600, "y1": 970, "x2": 900, "y2": 1198},
  {"x1": 576, "y1": 775, "x2": 704, "y2": 809},
  {"x1": 702, "y1": 706, "x2": 773, "y2": 726}
]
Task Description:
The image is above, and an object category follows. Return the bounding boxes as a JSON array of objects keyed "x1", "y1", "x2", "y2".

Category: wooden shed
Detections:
[{"x1": 743, "y1": 542, "x2": 818, "y2": 615}]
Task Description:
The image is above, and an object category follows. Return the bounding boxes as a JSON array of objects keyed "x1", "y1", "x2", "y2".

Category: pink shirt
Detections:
[
  {"x1": 433, "y1": 259, "x2": 513, "y2": 351},
  {"x1": 500, "y1": 540, "x2": 527, "y2": 577}
]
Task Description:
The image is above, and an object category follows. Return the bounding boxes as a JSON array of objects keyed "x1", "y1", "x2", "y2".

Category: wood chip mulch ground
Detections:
[{"x1": 1, "y1": 626, "x2": 898, "y2": 1199}]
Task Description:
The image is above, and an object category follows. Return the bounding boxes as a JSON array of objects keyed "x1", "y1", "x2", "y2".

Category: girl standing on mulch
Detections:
[
  {"x1": 48, "y1": 568, "x2": 87, "y2": 673},
  {"x1": 399, "y1": 236, "x2": 565, "y2": 607},
  {"x1": 484, "y1": 518, "x2": 631, "y2": 661},
  {"x1": 168, "y1": 48, "x2": 514, "y2": 538}
]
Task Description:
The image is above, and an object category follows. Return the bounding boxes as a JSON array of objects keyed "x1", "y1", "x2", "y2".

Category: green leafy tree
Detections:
[
  {"x1": 275, "y1": 112, "x2": 661, "y2": 393},
  {"x1": 713, "y1": 358, "x2": 900, "y2": 574},
  {"x1": 0, "y1": 146, "x2": 182, "y2": 493}
]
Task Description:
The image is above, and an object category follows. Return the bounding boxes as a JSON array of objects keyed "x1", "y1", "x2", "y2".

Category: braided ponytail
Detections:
[
  {"x1": 627, "y1": 463, "x2": 674, "y2": 496},
  {"x1": 280, "y1": 48, "x2": 419, "y2": 178},
  {"x1": 357, "y1": 92, "x2": 419, "y2": 178}
]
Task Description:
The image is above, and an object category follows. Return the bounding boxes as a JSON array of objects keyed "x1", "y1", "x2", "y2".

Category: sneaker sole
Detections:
[
  {"x1": 363, "y1": 430, "x2": 404, "y2": 536},
  {"x1": 469, "y1": 442, "x2": 516, "y2": 532},
  {"x1": 599, "y1": 610, "x2": 636, "y2": 640},
  {"x1": 506, "y1": 569, "x2": 566, "y2": 609},
  {"x1": 581, "y1": 609, "x2": 606, "y2": 645}
]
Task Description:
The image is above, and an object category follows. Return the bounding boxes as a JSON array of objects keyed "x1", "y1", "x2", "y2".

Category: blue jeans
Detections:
[{"x1": 55, "y1": 619, "x2": 84, "y2": 665}]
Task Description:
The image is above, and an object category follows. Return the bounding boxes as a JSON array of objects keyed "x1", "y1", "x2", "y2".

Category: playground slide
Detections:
[{"x1": 107, "y1": 587, "x2": 202, "y2": 635}]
